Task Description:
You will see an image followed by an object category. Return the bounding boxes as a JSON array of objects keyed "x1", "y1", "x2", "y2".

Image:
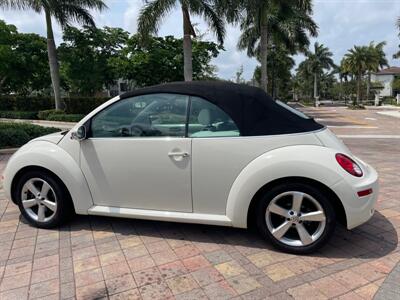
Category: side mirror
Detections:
[{"x1": 71, "y1": 125, "x2": 86, "y2": 141}]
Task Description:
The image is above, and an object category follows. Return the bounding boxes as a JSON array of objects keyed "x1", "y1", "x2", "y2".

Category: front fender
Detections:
[
  {"x1": 226, "y1": 145, "x2": 344, "y2": 228},
  {"x1": 3, "y1": 141, "x2": 93, "y2": 214}
]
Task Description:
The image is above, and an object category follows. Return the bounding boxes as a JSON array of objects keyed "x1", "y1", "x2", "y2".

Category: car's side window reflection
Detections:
[
  {"x1": 91, "y1": 94, "x2": 188, "y2": 138},
  {"x1": 188, "y1": 96, "x2": 240, "y2": 138}
]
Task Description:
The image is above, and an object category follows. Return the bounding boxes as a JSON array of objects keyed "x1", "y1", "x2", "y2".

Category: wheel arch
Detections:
[
  {"x1": 3, "y1": 141, "x2": 93, "y2": 214},
  {"x1": 11, "y1": 166, "x2": 73, "y2": 208},
  {"x1": 246, "y1": 176, "x2": 347, "y2": 229},
  {"x1": 225, "y1": 145, "x2": 349, "y2": 228}
]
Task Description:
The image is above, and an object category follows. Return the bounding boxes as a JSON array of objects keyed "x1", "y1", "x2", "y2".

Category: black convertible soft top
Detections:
[{"x1": 120, "y1": 81, "x2": 324, "y2": 136}]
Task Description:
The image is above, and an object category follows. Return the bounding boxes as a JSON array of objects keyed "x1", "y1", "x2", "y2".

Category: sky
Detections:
[{"x1": 0, "y1": 0, "x2": 399, "y2": 81}]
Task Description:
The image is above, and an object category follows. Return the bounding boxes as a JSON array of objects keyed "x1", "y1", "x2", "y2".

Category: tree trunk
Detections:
[
  {"x1": 313, "y1": 72, "x2": 318, "y2": 106},
  {"x1": 45, "y1": 9, "x2": 62, "y2": 110},
  {"x1": 182, "y1": 6, "x2": 193, "y2": 82},
  {"x1": 355, "y1": 72, "x2": 361, "y2": 106},
  {"x1": 0, "y1": 76, "x2": 6, "y2": 91},
  {"x1": 366, "y1": 71, "x2": 371, "y2": 102},
  {"x1": 260, "y1": 20, "x2": 268, "y2": 93}
]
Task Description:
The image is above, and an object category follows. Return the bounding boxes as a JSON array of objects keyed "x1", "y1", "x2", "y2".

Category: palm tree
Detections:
[
  {"x1": 365, "y1": 41, "x2": 387, "y2": 100},
  {"x1": 0, "y1": 0, "x2": 107, "y2": 109},
  {"x1": 342, "y1": 45, "x2": 369, "y2": 105},
  {"x1": 138, "y1": 0, "x2": 225, "y2": 82},
  {"x1": 236, "y1": 0, "x2": 317, "y2": 93},
  {"x1": 394, "y1": 17, "x2": 400, "y2": 59},
  {"x1": 301, "y1": 42, "x2": 335, "y2": 106},
  {"x1": 338, "y1": 59, "x2": 351, "y2": 103}
]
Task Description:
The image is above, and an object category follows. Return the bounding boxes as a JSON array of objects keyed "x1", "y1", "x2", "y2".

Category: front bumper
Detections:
[{"x1": 331, "y1": 161, "x2": 379, "y2": 230}]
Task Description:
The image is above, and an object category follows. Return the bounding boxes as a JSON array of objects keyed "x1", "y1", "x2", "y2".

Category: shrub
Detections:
[
  {"x1": 0, "y1": 96, "x2": 53, "y2": 111},
  {"x1": 63, "y1": 97, "x2": 109, "y2": 114},
  {"x1": 14, "y1": 96, "x2": 54, "y2": 111},
  {"x1": 381, "y1": 97, "x2": 396, "y2": 105},
  {"x1": 38, "y1": 109, "x2": 64, "y2": 120},
  {"x1": 46, "y1": 113, "x2": 84, "y2": 122},
  {"x1": 0, "y1": 122, "x2": 60, "y2": 148},
  {"x1": 347, "y1": 104, "x2": 365, "y2": 110},
  {"x1": 0, "y1": 96, "x2": 14, "y2": 110},
  {"x1": 0, "y1": 111, "x2": 38, "y2": 119},
  {"x1": 0, "y1": 128, "x2": 30, "y2": 148},
  {"x1": 38, "y1": 109, "x2": 84, "y2": 122}
]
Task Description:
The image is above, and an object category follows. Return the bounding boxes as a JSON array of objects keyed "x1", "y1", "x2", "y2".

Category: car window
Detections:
[
  {"x1": 276, "y1": 100, "x2": 311, "y2": 119},
  {"x1": 188, "y1": 96, "x2": 240, "y2": 138},
  {"x1": 91, "y1": 94, "x2": 189, "y2": 138}
]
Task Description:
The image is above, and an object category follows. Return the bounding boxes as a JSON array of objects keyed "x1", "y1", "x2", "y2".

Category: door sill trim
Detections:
[{"x1": 88, "y1": 205, "x2": 232, "y2": 226}]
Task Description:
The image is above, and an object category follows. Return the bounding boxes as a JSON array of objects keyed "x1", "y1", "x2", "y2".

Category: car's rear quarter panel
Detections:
[{"x1": 191, "y1": 132, "x2": 323, "y2": 215}]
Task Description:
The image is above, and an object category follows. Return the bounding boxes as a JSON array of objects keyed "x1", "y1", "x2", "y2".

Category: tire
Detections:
[
  {"x1": 256, "y1": 182, "x2": 336, "y2": 254},
  {"x1": 15, "y1": 170, "x2": 74, "y2": 229}
]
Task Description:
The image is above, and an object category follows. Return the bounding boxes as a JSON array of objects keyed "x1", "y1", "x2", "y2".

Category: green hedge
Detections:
[
  {"x1": 0, "y1": 122, "x2": 60, "y2": 149},
  {"x1": 0, "y1": 96, "x2": 109, "y2": 114},
  {"x1": 37, "y1": 109, "x2": 63, "y2": 120},
  {"x1": 37, "y1": 109, "x2": 84, "y2": 122},
  {"x1": 0, "y1": 96, "x2": 53, "y2": 111},
  {"x1": 0, "y1": 111, "x2": 38, "y2": 119},
  {"x1": 63, "y1": 97, "x2": 109, "y2": 114},
  {"x1": 46, "y1": 113, "x2": 84, "y2": 122}
]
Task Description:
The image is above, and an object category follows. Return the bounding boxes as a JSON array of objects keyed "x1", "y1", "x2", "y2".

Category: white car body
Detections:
[{"x1": 3, "y1": 90, "x2": 378, "y2": 231}]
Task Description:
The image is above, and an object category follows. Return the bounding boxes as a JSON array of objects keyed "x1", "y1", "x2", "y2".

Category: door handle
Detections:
[{"x1": 168, "y1": 151, "x2": 189, "y2": 158}]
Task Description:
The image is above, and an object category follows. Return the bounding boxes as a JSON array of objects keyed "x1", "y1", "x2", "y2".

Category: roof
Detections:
[
  {"x1": 375, "y1": 67, "x2": 400, "y2": 75},
  {"x1": 120, "y1": 81, "x2": 323, "y2": 136}
]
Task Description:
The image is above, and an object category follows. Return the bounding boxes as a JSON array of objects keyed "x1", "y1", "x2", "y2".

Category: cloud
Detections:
[
  {"x1": 123, "y1": 0, "x2": 143, "y2": 33},
  {"x1": 293, "y1": 0, "x2": 400, "y2": 68}
]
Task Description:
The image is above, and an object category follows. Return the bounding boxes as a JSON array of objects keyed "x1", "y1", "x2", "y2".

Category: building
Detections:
[
  {"x1": 107, "y1": 79, "x2": 134, "y2": 97},
  {"x1": 371, "y1": 66, "x2": 400, "y2": 97}
]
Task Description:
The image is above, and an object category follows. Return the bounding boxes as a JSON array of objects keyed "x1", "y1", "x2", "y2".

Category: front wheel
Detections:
[
  {"x1": 256, "y1": 183, "x2": 336, "y2": 254},
  {"x1": 15, "y1": 170, "x2": 73, "y2": 228}
]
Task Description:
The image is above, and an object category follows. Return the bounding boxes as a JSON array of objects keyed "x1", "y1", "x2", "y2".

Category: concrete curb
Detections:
[{"x1": 0, "y1": 148, "x2": 18, "y2": 154}]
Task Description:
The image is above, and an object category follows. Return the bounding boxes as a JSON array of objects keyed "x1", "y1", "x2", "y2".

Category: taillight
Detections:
[{"x1": 335, "y1": 153, "x2": 363, "y2": 177}]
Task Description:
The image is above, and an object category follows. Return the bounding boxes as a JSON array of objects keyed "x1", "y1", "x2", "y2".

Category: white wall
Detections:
[{"x1": 371, "y1": 74, "x2": 394, "y2": 97}]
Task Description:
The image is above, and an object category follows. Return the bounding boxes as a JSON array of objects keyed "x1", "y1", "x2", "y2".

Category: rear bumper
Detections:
[{"x1": 331, "y1": 162, "x2": 379, "y2": 230}]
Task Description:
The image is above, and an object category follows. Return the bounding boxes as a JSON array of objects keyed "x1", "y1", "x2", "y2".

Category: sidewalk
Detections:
[{"x1": 0, "y1": 118, "x2": 76, "y2": 130}]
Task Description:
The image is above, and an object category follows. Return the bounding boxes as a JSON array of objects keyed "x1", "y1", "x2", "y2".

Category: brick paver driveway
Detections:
[{"x1": 0, "y1": 106, "x2": 399, "y2": 300}]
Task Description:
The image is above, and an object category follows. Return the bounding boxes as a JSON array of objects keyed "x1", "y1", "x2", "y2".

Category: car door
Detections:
[
  {"x1": 187, "y1": 96, "x2": 243, "y2": 215},
  {"x1": 80, "y1": 93, "x2": 192, "y2": 212}
]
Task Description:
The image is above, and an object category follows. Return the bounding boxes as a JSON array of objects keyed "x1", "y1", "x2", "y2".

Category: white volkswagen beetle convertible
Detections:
[{"x1": 3, "y1": 82, "x2": 378, "y2": 253}]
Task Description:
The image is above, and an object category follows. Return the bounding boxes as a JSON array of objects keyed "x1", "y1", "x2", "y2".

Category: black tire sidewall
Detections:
[
  {"x1": 15, "y1": 170, "x2": 70, "y2": 229},
  {"x1": 256, "y1": 182, "x2": 336, "y2": 254}
]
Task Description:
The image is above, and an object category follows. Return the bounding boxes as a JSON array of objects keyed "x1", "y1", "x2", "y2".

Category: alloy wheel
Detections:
[
  {"x1": 21, "y1": 178, "x2": 57, "y2": 223},
  {"x1": 265, "y1": 191, "x2": 326, "y2": 247}
]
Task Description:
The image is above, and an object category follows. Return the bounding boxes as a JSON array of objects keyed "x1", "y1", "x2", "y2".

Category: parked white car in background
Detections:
[{"x1": 2, "y1": 82, "x2": 379, "y2": 253}]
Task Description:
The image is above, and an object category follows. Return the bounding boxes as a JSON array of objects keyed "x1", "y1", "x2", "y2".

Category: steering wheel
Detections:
[{"x1": 130, "y1": 125, "x2": 145, "y2": 137}]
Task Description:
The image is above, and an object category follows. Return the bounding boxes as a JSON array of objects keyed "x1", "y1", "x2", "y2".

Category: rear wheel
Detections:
[
  {"x1": 256, "y1": 182, "x2": 336, "y2": 254},
  {"x1": 15, "y1": 170, "x2": 73, "y2": 228}
]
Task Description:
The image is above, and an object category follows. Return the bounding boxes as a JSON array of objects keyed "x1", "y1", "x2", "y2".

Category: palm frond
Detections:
[
  {"x1": 195, "y1": 0, "x2": 225, "y2": 45},
  {"x1": 397, "y1": 16, "x2": 400, "y2": 31},
  {"x1": 237, "y1": 23, "x2": 259, "y2": 57},
  {"x1": 214, "y1": 0, "x2": 242, "y2": 24},
  {"x1": 53, "y1": 4, "x2": 94, "y2": 27},
  {"x1": 137, "y1": 0, "x2": 176, "y2": 37},
  {"x1": 0, "y1": 0, "x2": 30, "y2": 9},
  {"x1": 73, "y1": 0, "x2": 107, "y2": 11}
]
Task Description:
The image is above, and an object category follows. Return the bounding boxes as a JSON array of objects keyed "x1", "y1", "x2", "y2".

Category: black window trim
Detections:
[{"x1": 86, "y1": 93, "x2": 240, "y2": 139}]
